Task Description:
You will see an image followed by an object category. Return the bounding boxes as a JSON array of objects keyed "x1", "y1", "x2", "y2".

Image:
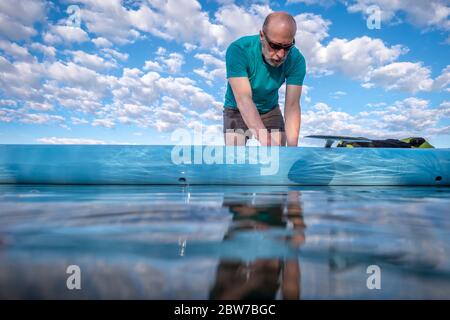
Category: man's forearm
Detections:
[
  {"x1": 236, "y1": 97, "x2": 267, "y2": 139},
  {"x1": 284, "y1": 103, "x2": 301, "y2": 146}
]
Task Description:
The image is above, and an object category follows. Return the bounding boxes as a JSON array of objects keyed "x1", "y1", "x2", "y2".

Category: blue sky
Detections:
[{"x1": 0, "y1": 0, "x2": 449, "y2": 146}]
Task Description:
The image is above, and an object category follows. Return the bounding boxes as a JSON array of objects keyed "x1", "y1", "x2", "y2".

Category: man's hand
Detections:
[
  {"x1": 228, "y1": 77, "x2": 267, "y2": 134},
  {"x1": 259, "y1": 131, "x2": 281, "y2": 146}
]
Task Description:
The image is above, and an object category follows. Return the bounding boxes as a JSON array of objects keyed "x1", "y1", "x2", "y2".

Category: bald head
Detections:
[{"x1": 262, "y1": 12, "x2": 297, "y2": 38}]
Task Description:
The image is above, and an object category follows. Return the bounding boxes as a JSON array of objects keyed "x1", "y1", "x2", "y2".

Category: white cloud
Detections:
[
  {"x1": 0, "y1": 56, "x2": 44, "y2": 100},
  {"x1": 330, "y1": 91, "x2": 347, "y2": 99},
  {"x1": 143, "y1": 60, "x2": 164, "y2": 72},
  {"x1": 183, "y1": 43, "x2": 198, "y2": 51},
  {"x1": 347, "y1": 0, "x2": 450, "y2": 32},
  {"x1": 37, "y1": 137, "x2": 138, "y2": 144},
  {"x1": 37, "y1": 137, "x2": 107, "y2": 144},
  {"x1": 213, "y1": 4, "x2": 271, "y2": 47},
  {"x1": 301, "y1": 97, "x2": 450, "y2": 142},
  {"x1": 21, "y1": 113, "x2": 65, "y2": 124},
  {"x1": 26, "y1": 101, "x2": 53, "y2": 111},
  {"x1": 0, "y1": 0, "x2": 46, "y2": 41},
  {"x1": 287, "y1": 0, "x2": 334, "y2": 5},
  {"x1": 433, "y1": 65, "x2": 450, "y2": 91},
  {"x1": 292, "y1": 13, "x2": 448, "y2": 93},
  {"x1": 70, "y1": 0, "x2": 145, "y2": 44},
  {"x1": 144, "y1": 49, "x2": 184, "y2": 73},
  {"x1": 163, "y1": 53, "x2": 185, "y2": 73},
  {"x1": 299, "y1": 22, "x2": 407, "y2": 77},
  {"x1": 364, "y1": 62, "x2": 434, "y2": 93},
  {"x1": 0, "y1": 39, "x2": 32, "y2": 61},
  {"x1": 0, "y1": 99, "x2": 17, "y2": 107},
  {"x1": 193, "y1": 53, "x2": 226, "y2": 83},
  {"x1": 43, "y1": 81, "x2": 105, "y2": 113},
  {"x1": 29, "y1": 43, "x2": 56, "y2": 57},
  {"x1": 288, "y1": 0, "x2": 450, "y2": 32},
  {"x1": 71, "y1": 117, "x2": 89, "y2": 125},
  {"x1": 92, "y1": 37, "x2": 113, "y2": 48},
  {"x1": 46, "y1": 61, "x2": 111, "y2": 90},
  {"x1": 43, "y1": 25, "x2": 90, "y2": 44},
  {"x1": 92, "y1": 118, "x2": 115, "y2": 128},
  {"x1": 67, "y1": 50, "x2": 117, "y2": 70},
  {"x1": 66, "y1": 0, "x2": 271, "y2": 50},
  {"x1": 101, "y1": 48, "x2": 129, "y2": 61}
]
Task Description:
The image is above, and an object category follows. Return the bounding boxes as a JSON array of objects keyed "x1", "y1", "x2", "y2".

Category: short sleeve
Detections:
[
  {"x1": 286, "y1": 53, "x2": 306, "y2": 86},
  {"x1": 226, "y1": 42, "x2": 249, "y2": 78}
]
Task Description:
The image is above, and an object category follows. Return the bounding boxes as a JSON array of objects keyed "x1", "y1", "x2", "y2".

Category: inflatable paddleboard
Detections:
[{"x1": 0, "y1": 145, "x2": 448, "y2": 186}]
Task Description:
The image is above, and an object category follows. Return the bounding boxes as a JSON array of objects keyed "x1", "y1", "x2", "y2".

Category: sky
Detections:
[{"x1": 0, "y1": 0, "x2": 449, "y2": 147}]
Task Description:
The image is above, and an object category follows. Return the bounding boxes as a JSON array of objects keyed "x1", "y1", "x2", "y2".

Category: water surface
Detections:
[{"x1": 0, "y1": 185, "x2": 449, "y2": 299}]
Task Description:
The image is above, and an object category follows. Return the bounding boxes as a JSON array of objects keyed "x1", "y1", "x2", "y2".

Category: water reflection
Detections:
[
  {"x1": 210, "y1": 191, "x2": 304, "y2": 299},
  {"x1": 0, "y1": 185, "x2": 449, "y2": 299}
]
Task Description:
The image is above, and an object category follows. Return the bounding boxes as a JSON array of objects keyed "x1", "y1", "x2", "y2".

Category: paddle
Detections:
[{"x1": 305, "y1": 135, "x2": 372, "y2": 148}]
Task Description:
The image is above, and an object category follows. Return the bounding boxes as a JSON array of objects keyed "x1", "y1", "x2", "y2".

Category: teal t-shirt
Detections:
[{"x1": 224, "y1": 35, "x2": 306, "y2": 113}]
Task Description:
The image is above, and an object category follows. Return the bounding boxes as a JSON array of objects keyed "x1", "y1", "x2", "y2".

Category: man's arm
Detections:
[
  {"x1": 228, "y1": 77, "x2": 275, "y2": 146},
  {"x1": 284, "y1": 84, "x2": 302, "y2": 147}
]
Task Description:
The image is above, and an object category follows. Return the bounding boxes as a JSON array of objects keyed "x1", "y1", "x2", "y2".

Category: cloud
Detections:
[
  {"x1": 287, "y1": 0, "x2": 334, "y2": 5},
  {"x1": 143, "y1": 48, "x2": 184, "y2": 73},
  {"x1": 433, "y1": 65, "x2": 450, "y2": 91},
  {"x1": 29, "y1": 43, "x2": 57, "y2": 58},
  {"x1": 288, "y1": 0, "x2": 450, "y2": 32},
  {"x1": 71, "y1": 117, "x2": 89, "y2": 125},
  {"x1": 294, "y1": 13, "x2": 407, "y2": 77},
  {"x1": 64, "y1": 0, "x2": 271, "y2": 50},
  {"x1": 100, "y1": 48, "x2": 129, "y2": 61},
  {"x1": 0, "y1": 56, "x2": 44, "y2": 100},
  {"x1": 0, "y1": 0, "x2": 46, "y2": 41},
  {"x1": 330, "y1": 91, "x2": 347, "y2": 99},
  {"x1": 43, "y1": 25, "x2": 90, "y2": 44},
  {"x1": 37, "y1": 137, "x2": 107, "y2": 144},
  {"x1": 67, "y1": 0, "x2": 146, "y2": 45},
  {"x1": 0, "y1": 107, "x2": 64, "y2": 124},
  {"x1": 163, "y1": 53, "x2": 185, "y2": 73},
  {"x1": 92, "y1": 37, "x2": 113, "y2": 48},
  {"x1": 0, "y1": 99, "x2": 17, "y2": 107},
  {"x1": 46, "y1": 61, "x2": 111, "y2": 90},
  {"x1": 92, "y1": 118, "x2": 115, "y2": 128},
  {"x1": 0, "y1": 39, "x2": 33, "y2": 61},
  {"x1": 301, "y1": 97, "x2": 450, "y2": 141},
  {"x1": 213, "y1": 4, "x2": 271, "y2": 47},
  {"x1": 363, "y1": 62, "x2": 434, "y2": 93},
  {"x1": 143, "y1": 60, "x2": 164, "y2": 72},
  {"x1": 293, "y1": 13, "x2": 448, "y2": 93},
  {"x1": 21, "y1": 113, "x2": 65, "y2": 124},
  {"x1": 36, "y1": 137, "x2": 138, "y2": 144},
  {"x1": 347, "y1": 0, "x2": 450, "y2": 32},
  {"x1": 26, "y1": 101, "x2": 54, "y2": 111},
  {"x1": 67, "y1": 50, "x2": 117, "y2": 70},
  {"x1": 193, "y1": 53, "x2": 226, "y2": 83}
]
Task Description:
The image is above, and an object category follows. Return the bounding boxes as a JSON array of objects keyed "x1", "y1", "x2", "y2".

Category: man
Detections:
[{"x1": 223, "y1": 11, "x2": 306, "y2": 146}]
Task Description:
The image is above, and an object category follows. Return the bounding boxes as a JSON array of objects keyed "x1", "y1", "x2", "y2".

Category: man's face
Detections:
[{"x1": 260, "y1": 30, "x2": 295, "y2": 67}]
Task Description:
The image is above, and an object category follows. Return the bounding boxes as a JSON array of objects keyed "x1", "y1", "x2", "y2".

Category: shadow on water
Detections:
[{"x1": 0, "y1": 185, "x2": 449, "y2": 299}]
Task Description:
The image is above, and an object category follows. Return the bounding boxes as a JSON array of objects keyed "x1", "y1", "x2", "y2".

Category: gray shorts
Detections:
[{"x1": 223, "y1": 106, "x2": 285, "y2": 134}]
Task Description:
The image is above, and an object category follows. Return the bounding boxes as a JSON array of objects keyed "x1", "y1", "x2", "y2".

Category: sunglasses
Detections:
[{"x1": 263, "y1": 32, "x2": 295, "y2": 52}]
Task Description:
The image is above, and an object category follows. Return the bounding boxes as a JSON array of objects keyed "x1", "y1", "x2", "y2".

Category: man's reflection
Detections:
[{"x1": 209, "y1": 190, "x2": 305, "y2": 300}]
